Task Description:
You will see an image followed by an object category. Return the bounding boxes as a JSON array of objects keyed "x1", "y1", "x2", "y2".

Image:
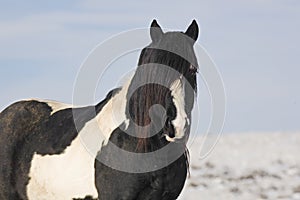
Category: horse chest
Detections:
[{"x1": 27, "y1": 136, "x2": 98, "y2": 200}]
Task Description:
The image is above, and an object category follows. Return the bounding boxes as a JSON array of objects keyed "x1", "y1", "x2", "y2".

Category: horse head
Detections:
[{"x1": 126, "y1": 20, "x2": 199, "y2": 150}]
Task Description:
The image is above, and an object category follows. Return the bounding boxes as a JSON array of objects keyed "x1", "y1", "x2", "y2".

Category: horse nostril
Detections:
[
  {"x1": 168, "y1": 131, "x2": 175, "y2": 138},
  {"x1": 165, "y1": 119, "x2": 175, "y2": 138},
  {"x1": 165, "y1": 120, "x2": 175, "y2": 138}
]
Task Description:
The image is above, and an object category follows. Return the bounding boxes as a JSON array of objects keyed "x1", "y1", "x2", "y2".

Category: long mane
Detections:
[{"x1": 126, "y1": 32, "x2": 198, "y2": 152}]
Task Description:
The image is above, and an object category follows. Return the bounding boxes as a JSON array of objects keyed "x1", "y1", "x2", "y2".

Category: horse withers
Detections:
[{"x1": 0, "y1": 20, "x2": 199, "y2": 200}]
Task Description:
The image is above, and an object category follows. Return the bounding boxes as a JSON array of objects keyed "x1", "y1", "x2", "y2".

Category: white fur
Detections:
[
  {"x1": 27, "y1": 136, "x2": 98, "y2": 200},
  {"x1": 168, "y1": 78, "x2": 188, "y2": 141},
  {"x1": 47, "y1": 101, "x2": 73, "y2": 115},
  {"x1": 95, "y1": 76, "x2": 131, "y2": 145},
  {"x1": 27, "y1": 77, "x2": 132, "y2": 199},
  {"x1": 25, "y1": 99, "x2": 73, "y2": 115}
]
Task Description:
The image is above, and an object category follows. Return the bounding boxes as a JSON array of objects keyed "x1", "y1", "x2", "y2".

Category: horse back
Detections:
[{"x1": 0, "y1": 100, "x2": 52, "y2": 199}]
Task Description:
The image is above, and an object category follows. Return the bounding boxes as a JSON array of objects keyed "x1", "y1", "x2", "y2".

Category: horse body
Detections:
[
  {"x1": 0, "y1": 20, "x2": 199, "y2": 200},
  {"x1": 0, "y1": 88, "x2": 119, "y2": 199},
  {"x1": 26, "y1": 78, "x2": 131, "y2": 200},
  {"x1": 28, "y1": 136, "x2": 98, "y2": 199}
]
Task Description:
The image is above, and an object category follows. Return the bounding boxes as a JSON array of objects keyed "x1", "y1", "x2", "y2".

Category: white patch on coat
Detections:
[
  {"x1": 168, "y1": 78, "x2": 188, "y2": 141},
  {"x1": 27, "y1": 76, "x2": 133, "y2": 199},
  {"x1": 94, "y1": 75, "x2": 132, "y2": 146},
  {"x1": 25, "y1": 99, "x2": 73, "y2": 115},
  {"x1": 47, "y1": 101, "x2": 73, "y2": 115},
  {"x1": 27, "y1": 136, "x2": 98, "y2": 200}
]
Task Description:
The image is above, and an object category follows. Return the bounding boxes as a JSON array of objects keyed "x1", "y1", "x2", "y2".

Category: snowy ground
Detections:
[{"x1": 178, "y1": 132, "x2": 300, "y2": 200}]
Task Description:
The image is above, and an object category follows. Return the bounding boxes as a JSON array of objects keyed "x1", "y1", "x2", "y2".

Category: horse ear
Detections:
[
  {"x1": 185, "y1": 20, "x2": 199, "y2": 43},
  {"x1": 150, "y1": 19, "x2": 163, "y2": 43}
]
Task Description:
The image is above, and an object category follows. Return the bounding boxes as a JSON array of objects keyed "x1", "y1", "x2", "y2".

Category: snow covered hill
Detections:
[{"x1": 179, "y1": 132, "x2": 300, "y2": 200}]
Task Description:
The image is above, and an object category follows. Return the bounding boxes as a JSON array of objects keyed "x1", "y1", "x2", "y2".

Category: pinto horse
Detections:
[{"x1": 0, "y1": 20, "x2": 199, "y2": 200}]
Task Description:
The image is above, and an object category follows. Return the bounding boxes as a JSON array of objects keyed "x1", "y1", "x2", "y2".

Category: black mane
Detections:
[
  {"x1": 126, "y1": 31, "x2": 198, "y2": 151},
  {"x1": 0, "y1": 20, "x2": 200, "y2": 200}
]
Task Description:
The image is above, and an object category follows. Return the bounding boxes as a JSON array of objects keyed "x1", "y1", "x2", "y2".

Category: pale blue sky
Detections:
[{"x1": 0, "y1": 0, "x2": 299, "y2": 133}]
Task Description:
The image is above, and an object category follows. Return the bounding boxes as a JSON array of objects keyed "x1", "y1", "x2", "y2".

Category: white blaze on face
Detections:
[{"x1": 167, "y1": 78, "x2": 188, "y2": 142}]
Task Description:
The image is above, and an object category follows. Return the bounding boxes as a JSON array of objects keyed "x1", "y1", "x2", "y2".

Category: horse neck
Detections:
[{"x1": 126, "y1": 81, "x2": 170, "y2": 152}]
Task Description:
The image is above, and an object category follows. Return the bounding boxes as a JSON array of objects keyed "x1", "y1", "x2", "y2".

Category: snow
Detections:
[{"x1": 178, "y1": 132, "x2": 300, "y2": 200}]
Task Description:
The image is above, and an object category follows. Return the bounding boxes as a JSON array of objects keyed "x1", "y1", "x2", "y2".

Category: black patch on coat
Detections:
[
  {"x1": 73, "y1": 195, "x2": 97, "y2": 200},
  {"x1": 95, "y1": 128, "x2": 188, "y2": 200},
  {"x1": 94, "y1": 20, "x2": 198, "y2": 200},
  {"x1": 0, "y1": 88, "x2": 120, "y2": 199}
]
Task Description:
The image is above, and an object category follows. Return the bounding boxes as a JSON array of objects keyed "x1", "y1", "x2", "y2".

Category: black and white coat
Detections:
[{"x1": 0, "y1": 20, "x2": 199, "y2": 200}]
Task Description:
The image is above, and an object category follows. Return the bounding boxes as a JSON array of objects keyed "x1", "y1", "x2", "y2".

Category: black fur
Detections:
[
  {"x1": 0, "y1": 88, "x2": 119, "y2": 199},
  {"x1": 95, "y1": 20, "x2": 198, "y2": 200},
  {"x1": 73, "y1": 195, "x2": 97, "y2": 200},
  {"x1": 0, "y1": 20, "x2": 198, "y2": 200}
]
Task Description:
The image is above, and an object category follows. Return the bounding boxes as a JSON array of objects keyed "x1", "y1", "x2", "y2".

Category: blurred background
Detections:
[{"x1": 0, "y1": 0, "x2": 299, "y2": 133}]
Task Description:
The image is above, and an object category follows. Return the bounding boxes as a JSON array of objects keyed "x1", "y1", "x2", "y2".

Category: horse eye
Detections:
[
  {"x1": 165, "y1": 119, "x2": 172, "y2": 128},
  {"x1": 189, "y1": 65, "x2": 197, "y2": 74}
]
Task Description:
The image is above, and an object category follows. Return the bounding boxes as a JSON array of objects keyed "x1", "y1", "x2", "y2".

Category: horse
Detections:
[{"x1": 0, "y1": 19, "x2": 199, "y2": 200}]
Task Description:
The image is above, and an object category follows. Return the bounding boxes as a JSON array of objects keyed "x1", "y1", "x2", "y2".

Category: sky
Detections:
[{"x1": 0, "y1": 0, "x2": 299, "y2": 133}]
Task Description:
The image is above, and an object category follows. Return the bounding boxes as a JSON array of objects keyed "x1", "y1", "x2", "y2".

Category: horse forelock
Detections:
[{"x1": 126, "y1": 50, "x2": 196, "y2": 152}]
